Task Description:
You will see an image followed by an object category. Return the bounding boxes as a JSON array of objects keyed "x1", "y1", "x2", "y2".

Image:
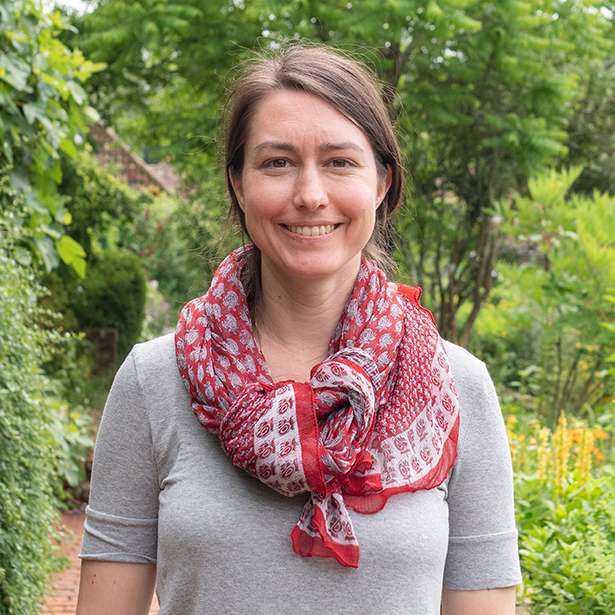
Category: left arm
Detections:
[
  {"x1": 441, "y1": 586, "x2": 516, "y2": 615},
  {"x1": 441, "y1": 349, "x2": 522, "y2": 613}
]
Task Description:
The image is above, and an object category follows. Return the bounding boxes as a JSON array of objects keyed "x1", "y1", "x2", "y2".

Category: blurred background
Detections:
[{"x1": 1, "y1": 1, "x2": 613, "y2": 613}]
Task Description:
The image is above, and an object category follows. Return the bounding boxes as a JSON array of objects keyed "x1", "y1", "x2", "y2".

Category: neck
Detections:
[{"x1": 253, "y1": 254, "x2": 361, "y2": 360}]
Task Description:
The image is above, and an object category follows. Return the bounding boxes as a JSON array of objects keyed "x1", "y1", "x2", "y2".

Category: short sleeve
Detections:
[
  {"x1": 443, "y1": 360, "x2": 522, "y2": 590},
  {"x1": 79, "y1": 350, "x2": 159, "y2": 563}
]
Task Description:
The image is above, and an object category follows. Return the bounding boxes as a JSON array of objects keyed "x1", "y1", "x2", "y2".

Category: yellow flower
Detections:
[
  {"x1": 574, "y1": 429, "x2": 594, "y2": 483},
  {"x1": 536, "y1": 428, "x2": 550, "y2": 481},
  {"x1": 553, "y1": 413, "x2": 571, "y2": 495},
  {"x1": 528, "y1": 418, "x2": 541, "y2": 433}
]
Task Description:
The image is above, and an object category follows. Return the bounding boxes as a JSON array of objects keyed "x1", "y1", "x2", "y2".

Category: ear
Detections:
[
  {"x1": 376, "y1": 165, "x2": 393, "y2": 209},
  {"x1": 228, "y1": 168, "x2": 245, "y2": 211}
]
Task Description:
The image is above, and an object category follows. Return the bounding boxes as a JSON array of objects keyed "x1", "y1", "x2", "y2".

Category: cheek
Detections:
[
  {"x1": 243, "y1": 178, "x2": 290, "y2": 212},
  {"x1": 242, "y1": 202, "x2": 281, "y2": 236},
  {"x1": 336, "y1": 186, "x2": 378, "y2": 221},
  {"x1": 333, "y1": 174, "x2": 378, "y2": 202}
]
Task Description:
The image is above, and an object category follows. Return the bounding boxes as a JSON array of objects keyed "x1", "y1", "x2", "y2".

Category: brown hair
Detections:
[{"x1": 221, "y1": 41, "x2": 405, "y2": 311}]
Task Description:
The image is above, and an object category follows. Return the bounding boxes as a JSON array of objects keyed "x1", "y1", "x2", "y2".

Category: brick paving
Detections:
[{"x1": 41, "y1": 509, "x2": 159, "y2": 614}]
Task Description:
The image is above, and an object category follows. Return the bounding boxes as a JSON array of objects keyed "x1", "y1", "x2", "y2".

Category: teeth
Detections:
[{"x1": 287, "y1": 224, "x2": 336, "y2": 237}]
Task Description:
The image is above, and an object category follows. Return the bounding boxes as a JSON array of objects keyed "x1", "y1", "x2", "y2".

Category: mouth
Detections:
[{"x1": 279, "y1": 223, "x2": 343, "y2": 238}]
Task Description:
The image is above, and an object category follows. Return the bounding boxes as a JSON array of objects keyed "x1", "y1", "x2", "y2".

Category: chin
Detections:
[{"x1": 280, "y1": 256, "x2": 358, "y2": 281}]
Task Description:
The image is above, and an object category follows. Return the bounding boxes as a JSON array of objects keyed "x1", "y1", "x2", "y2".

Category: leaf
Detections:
[
  {"x1": 57, "y1": 234, "x2": 86, "y2": 260},
  {"x1": 22, "y1": 103, "x2": 43, "y2": 125},
  {"x1": 59, "y1": 136, "x2": 78, "y2": 158},
  {"x1": 72, "y1": 256, "x2": 87, "y2": 279},
  {"x1": 67, "y1": 80, "x2": 86, "y2": 105},
  {"x1": 426, "y1": 1, "x2": 443, "y2": 20},
  {"x1": 57, "y1": 235, "x2": 87, "y2": 278},
  {"x1": 13, "y1": 247, "x2": 32, "y2": 267},
  {"x1": 35, "y1": 236, "x2": 59, "y2": 271},
  {"x1": 0, "y1": 55, "x2": 31, "y2": 91},
  {"x1": 84, "y1": 105, "x2": 101, "y2": 123},
  {"x1": 41, "y1": 224, "x2": 62, "y2": 239}
]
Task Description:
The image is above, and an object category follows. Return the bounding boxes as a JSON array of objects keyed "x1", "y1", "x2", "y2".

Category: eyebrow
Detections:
[{"x1": 253, "y1": 141, "x2": 365, "y2": 154}]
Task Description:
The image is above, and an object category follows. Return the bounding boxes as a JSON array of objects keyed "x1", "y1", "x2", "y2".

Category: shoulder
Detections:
[
  {"x1": 129, "y1": 332, "x2": 182, "y2": 391},
  {"x1": 440, "y1": 339, "x2": 502, "y2": 435},
  {"x1": 441, "y1": 338, "x2": 489, "y2": 392},
  {"x1": 440, "y1": 339, "x2": 508, "y2": 462}
]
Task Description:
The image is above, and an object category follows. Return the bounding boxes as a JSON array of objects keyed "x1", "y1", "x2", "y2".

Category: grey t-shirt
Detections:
[{"x1": 79, "y1": 333, "x2": 521, "y2": 614}]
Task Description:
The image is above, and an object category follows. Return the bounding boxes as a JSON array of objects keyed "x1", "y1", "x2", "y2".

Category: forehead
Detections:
[{"x1": 245, "y1": 89, "x2": 369, "y2": 148}]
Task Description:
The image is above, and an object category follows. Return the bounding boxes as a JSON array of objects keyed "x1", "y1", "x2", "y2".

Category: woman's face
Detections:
[{"x1": 230, "y1": 89, "x2": 392, "y2": 284}]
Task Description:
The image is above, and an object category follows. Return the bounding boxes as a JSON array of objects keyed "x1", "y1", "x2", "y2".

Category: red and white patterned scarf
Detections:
[{"x1": 175, "y1": 244, "x2": 460, "y2": 568}]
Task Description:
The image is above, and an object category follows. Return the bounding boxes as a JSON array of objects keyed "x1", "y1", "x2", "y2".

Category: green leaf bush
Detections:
[
  {"x1": 518, "y1": 473, "x2": 615, "y2": 614},
  {"x1": 71, "y1": 249, "x2": 147, "y2": 360},
  {"x1": 0, "y1": 0, "x2": 104, "y2": 276},
  {"x1": 0, "y1": 211, "x2": 64, "y2": 614},
  {"x1": 474, "y1": 169, "x2": 615, "y2": 423},
  {"x1": 506, "y1": 409, "x2": 614, "y2": 613}
]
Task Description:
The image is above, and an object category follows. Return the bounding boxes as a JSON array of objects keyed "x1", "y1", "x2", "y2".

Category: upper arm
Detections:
[
  {"x1": 76, "y1": 560, "x2": 156, "y2": 615},
  {"x1": 443, "y1": 352, "x2": 522, "y2": 590},
  {"x1": 441, "y1": 586, "x2": 516, "y2": 615},
  {"x1": 79, "y1": 349, "x2": 160, "y2": 567}
]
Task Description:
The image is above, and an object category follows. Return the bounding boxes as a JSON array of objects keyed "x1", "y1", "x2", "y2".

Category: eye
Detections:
[
  {"x1": 263, "y1": 158, "x2": 291, "y2": 168},
  {"x1": 328, "y1": 158, "x2": 354, "y2": 168}
]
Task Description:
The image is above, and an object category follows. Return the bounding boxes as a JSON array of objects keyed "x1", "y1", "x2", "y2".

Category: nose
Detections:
[{"x1": 292, "y1": 162, "x2": 328, "y2": 210}]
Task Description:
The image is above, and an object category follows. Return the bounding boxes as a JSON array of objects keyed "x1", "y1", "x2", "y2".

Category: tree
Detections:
[
  {"x1": 479, "y1": 167, "x2": 615, "y2": 422},
  {"x1": 0, "y1": 0, "x2": 105, "y2": 276},
  {"x1": 67, "y1": 0, "x2": 614, "y2": 341}
]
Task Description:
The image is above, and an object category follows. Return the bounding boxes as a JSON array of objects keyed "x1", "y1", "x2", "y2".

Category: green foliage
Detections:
[
  {"x1": 47, "y1": 400, "x2": 95, "y2": 492},
  {"x1": 475, "y1": 168, "x2": 615, "y2": 422},
  {"x1": 0, "y1": 0, "x2": 105, "y2": 276},
  {"x1": 58, "y1": 149, "x2": 150, "y2": 255},
  {"x1": 140, "y1": 279, "x2": 174, "y2": 340},
  {"x1": 66, "y1": 0, "x2": 262, "y2": 183},
  {"x1": 40, "y1": 331, "x2": 96, "y2": 501},
  {"x1": 565, "y1": 13, "x2": 615, "y2": 195},
  {"x1": 125, "y1": 188, "x2": 237, "y2": 314},
  {"x1": 506, "y1": 413, "x2": 615, "y2": 613},
  {"x1": 68, "y1": 0, "x2": 614, "y2": 343},
  {"x1": 517, "y1": 471, "x2": 615, "y2": 614},
  {"x1": 0, "y1": 210, "x2": 64, "y2": 615},
  {"x1": 71, "y1": 249, "x2": 147, "y2": 360},
  {"x1": 39, "y1": 150, "x2": 150, "y2": 359}
]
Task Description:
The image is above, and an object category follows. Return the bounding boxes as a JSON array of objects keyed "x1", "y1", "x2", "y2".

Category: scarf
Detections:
[{"x1": 175, "y1": 244, "x2": 460, "y2": 569}]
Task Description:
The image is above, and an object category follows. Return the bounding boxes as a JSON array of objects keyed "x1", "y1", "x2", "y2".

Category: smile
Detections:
[{"x1": 280, "y1": 224, "x2": 342, "y2": 238}]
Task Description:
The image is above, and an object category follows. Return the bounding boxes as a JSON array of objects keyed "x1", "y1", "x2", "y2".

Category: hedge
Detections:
[{"x1": 0, "y1": 216, "x2": 64, "y2": 615}]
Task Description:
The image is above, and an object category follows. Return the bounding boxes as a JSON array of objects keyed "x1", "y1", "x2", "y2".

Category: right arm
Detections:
[
  {"x1": 76, "y1": 561, "x2": 156, "y2": 615},
  {"x1": 77, "y1": 349, "x2": 161, "y2": 613}
]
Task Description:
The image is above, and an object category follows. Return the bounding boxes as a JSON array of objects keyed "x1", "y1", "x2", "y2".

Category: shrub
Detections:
[
  {"x1": 475, "y1": 169, "x2": 615, "y2": 424},
  {"x1": 0, "y1": 213, "x2": 63, "y2": 615},
  {"x1": 518, "y1": 471, "x2": 615, "y2": 614},
  {"x1": 71, "y1": 249, "x2": 147, "y2": 360},
  {"x1": 506, "y1": 413, "x2": 615, "y2": 613},
  {"x1": 124, "y1": 190, "x2": 232, "y2": 315},
  {"x1": 0, "y1": 0, "x2": 103, "y2": 276}
]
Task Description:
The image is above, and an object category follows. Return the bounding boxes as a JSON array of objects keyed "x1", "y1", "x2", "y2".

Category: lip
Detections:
[
  {"x1": 278, "y1": 223, "x2": 343, "y2": 240},
  {"x1": 280, "y1": 222, "x2": 343, "y2": 227}
]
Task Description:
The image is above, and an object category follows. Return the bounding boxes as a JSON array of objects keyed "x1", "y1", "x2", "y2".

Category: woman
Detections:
[{"x1": 77, "y1": 42, "x2": 521, "y2": 614}]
